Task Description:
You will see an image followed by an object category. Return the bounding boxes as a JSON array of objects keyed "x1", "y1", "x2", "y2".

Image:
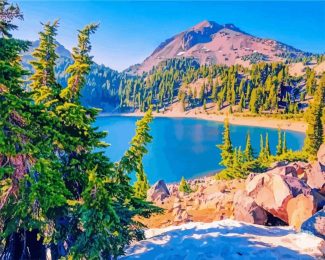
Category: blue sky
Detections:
[{"x1": 14, "y1": 1, "x2": 325, "y2": 71}]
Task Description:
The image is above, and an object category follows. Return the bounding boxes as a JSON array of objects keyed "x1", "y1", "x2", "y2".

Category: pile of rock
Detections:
[
  {"x1": 145, "y1": 145, "x2": 325, "y2": 239},
  {"x1": 233, "y1": 144, "x2": 325, "y2": 239},
  {"x1": 171, "y1": 197, "x2": 192, "y2": 224},
  {"x1": 146, "y1": 177, "x2": 244, "y2": 226}
]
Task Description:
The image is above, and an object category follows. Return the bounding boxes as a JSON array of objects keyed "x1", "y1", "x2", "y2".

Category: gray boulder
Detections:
[{"x1": 147, "y1": 180, "x2": 170, "y2": 202}]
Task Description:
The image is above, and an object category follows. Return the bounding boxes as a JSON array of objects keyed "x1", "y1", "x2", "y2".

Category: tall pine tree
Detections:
[
  {"x1": 30, "y1": 20, "x2": 60, "y2": 105},
  {"x1": 217, "y1": 119, "x2": 233, "y2": 168},
  {"x1": 265, "y1": 133, "x2": 271, "y2": 158},
  {"x1": 1, "y1": 13, "x2": 161, "y2": 258},
  {"x1": 303, "y1": 73, "x2": 325, "y2": 158},
  {"x1": 0, "y1": 2, "x2": 66, "y2": 258},
  {"x1": 122, "y1": 107, "x2": 153, "y2": 199},
  {"x1": 276, "y1": 129, "x2": 283, "y2": 156},
  {"x1": 244, "y1": 132, "x2": 254, "y2": 162}
]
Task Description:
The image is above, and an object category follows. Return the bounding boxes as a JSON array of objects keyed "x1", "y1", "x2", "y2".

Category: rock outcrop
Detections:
[
  {"x1": 147, "y1": 180, "x2": 170, "y2": 202},
  {"x1": 245, "y1": 172, "x2": 311, "y2": 223}
]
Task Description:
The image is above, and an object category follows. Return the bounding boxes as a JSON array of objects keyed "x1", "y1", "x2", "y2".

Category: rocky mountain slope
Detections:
[{"x1": 129, "y1": 20, "x2": 310, "y2": 74}]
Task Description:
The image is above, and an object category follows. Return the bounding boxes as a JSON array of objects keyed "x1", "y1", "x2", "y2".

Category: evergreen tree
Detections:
[
  {"x1": 303, "y1": 73, "x2": 325, "y2": 158},
  {"x1": 249, "y1": 88, "x2": 259, "y2": 113},
  {"x1": 0, "y1": 3, "x2": 65, "y2": 257},
  {"x1": 179, "y1": 176, "x2": 192, "y2": 193},
  {"x1": 246, "y1": 82, "x2": 252, "y2": 100},
  {"x1": 60, "y1": 24, "x2": 98, "y2": 101},
  {"x1": 199, "y1": 83, "x2": 205, "y2": 104},
  {"x1": 193, "y1": 87, "x2": 197, "y2": 104},
  {"x1": 232, "y1": 147, "x2": 239, "y2": 169},
  {"x1": 30, "y1": 20, "x2": 59, "y2": 105},
  {"x1": 244, "y1": 132, "x2": 254, "y2": 161},
  {"x1": 232, "y1": 147, "x2": 245, "y2": 173},
  {"x1": 265, "y1": 133, "x2": 271, "y2": 158},
  {"x1": 0, "y1": 0, "x2": 22, "y2": 37},
  {"x1": 217, "y1": 119, "x2": 233, "y2": 168},
  {"x1": 129, "y1": 108, "x2": 153, "y2": 199},
  {"x1": 239, "y1": 92, "x2": 245, "y2": 112},
  {"x1": 210, "y1": 83, "x2": 217, "y2": 101},
  {"x1": 276, "y1": 129, "x2": 283, "y2": 156},
  {"x1": 22, "y1": 19, "x2": 160, "y2": 258},
  {"x1": 258, "y1": 134, "x2": 265, "y2": 159},
  {"x1": 306, "y1": 69, "x2": 317, "y2": 95},
  {"x1": 282, "y1": 132, "x2": 287, "y2": 154}
]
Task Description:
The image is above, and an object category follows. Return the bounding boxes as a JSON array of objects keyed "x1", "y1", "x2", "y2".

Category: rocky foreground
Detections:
[{"x1": 131, "y1": 145, "x2": 325, "y2": 258}]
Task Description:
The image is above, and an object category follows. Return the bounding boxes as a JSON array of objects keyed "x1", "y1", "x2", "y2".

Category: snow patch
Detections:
[{"x1": 120, "y1": 220, "x2": 324, "y2": 259}]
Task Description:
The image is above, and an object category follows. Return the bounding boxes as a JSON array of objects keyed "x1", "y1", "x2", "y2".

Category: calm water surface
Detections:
[{"x1": 95, "y1": 116, "x2": 305, "y2": 184}]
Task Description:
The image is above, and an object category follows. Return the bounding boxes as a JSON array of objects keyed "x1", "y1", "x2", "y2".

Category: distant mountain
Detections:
[
  {"x1": 22, "y1": 27, "x2": 319, "y2": 113},
  {"x1": 22, "y1": 41, "x2": 125, "y2": 110},
  {"x1": 128, "y1": 20, "x2": 310, "y2": 74}
]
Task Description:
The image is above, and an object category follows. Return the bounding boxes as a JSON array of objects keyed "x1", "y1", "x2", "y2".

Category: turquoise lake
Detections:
[{"x1": 95, "y1": 116, "x2": 305, "y2": 184}]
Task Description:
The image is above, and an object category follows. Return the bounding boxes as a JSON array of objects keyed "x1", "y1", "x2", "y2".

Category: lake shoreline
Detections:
[
  {"x1": 165, "y1": 170, "x2": 220, "y2": 185},
  {"x1": 99, "y1": 112, "x2": 307, "y2": 134}
]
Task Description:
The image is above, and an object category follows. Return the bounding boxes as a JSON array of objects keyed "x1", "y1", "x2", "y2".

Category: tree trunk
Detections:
[{"x1": 1, "y1": 230, "x2": 46, "y2": 260}]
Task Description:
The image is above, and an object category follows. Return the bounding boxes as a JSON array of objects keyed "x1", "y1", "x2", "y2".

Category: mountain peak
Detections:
[
  {"x1": 192, "y1": 20, "x2": 219, "y2": 30},
  {"x1": 131, "y1": 20, "x2": 307, "y2": 74},
  {"x1": 182, "y1": 21, "x2": 223, "y2": 50}
]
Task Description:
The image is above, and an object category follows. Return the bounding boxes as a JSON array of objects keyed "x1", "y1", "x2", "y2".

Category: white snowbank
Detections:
[{"x1": 120, "y1": 220, "x2": 324, "y2": 259}]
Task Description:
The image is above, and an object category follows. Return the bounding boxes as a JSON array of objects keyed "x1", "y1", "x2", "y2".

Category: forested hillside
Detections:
[
  {"x1": 21, "y1": 29, "x2": 325, "y2": 115},
  {"x1": 119, "y1": 58, "x2": 325, "y2": 116},
  {"x1": 22, "y1": 43, "x2": 325, "y2": 116}
]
